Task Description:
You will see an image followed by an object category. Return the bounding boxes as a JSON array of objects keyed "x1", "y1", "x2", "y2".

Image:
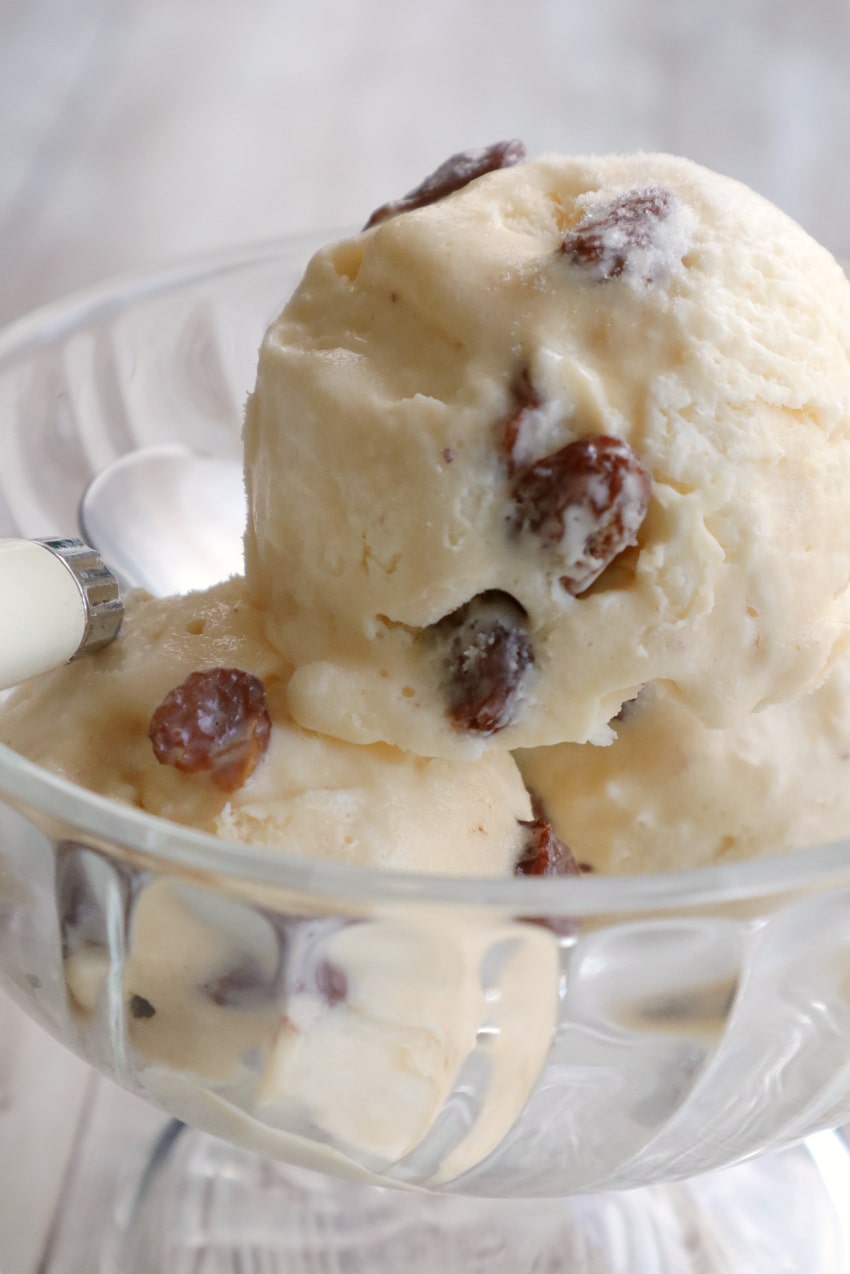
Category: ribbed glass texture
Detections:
[{"x1": 2, "y1": 243, "x2": 850, "y2": 1197}]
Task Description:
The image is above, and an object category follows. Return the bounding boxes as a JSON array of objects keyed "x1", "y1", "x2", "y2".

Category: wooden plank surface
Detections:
[
  {"x1": 0, "y1": 995, "x2": 95, "y2": 1274},
  {"x1": 1, "y1": 1, "x2": 849, "y2": 1270},
  {"x1": 2, "y1": 0, "x2": 849, "y2": 333}
]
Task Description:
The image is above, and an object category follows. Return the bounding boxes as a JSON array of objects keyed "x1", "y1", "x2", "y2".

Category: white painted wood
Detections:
[
  {"x1": 0, "y1": 1, "x2": 848, "y2": 1268},
  {"x1": 38, "y1": 1072, "x2": 162, "y2": 1274},
  {"x1": 0, "y1": 994, "x2": 92, "y2": 1274},
  {"x1": 1, "y1": 0, "x2": 848, "y2": 329}
]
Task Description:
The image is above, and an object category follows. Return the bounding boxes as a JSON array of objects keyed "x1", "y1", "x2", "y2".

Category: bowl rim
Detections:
[
  {"x1": 0, "y1": 231, "x2": 333, "y2": 370},
  {"x1": 2, "y1": 236, "x2": 850, "y2": 916},
  {"x1": 4, "y1": 739, "x2": 850, "y2": 914}
]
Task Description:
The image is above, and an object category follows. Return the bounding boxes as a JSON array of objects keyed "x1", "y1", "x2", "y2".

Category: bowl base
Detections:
[{"x1": 99, "y1": 1122, "x2": 850, "y2": 1273}]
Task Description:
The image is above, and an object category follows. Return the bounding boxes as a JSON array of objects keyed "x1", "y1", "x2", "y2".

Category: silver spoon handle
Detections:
[{"x1": 0, "y1": 538, "x2": 123, "y2": 691}]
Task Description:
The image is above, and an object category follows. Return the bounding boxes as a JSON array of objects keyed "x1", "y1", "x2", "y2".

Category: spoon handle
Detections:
[{"x1": 0, "y1": 538, "x2": 123, "y2": 691}]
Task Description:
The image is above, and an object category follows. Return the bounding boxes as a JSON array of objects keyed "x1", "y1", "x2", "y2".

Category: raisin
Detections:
[
  {"x1": 281, "y1": 916, "x2": 351, "y2": 1008},
  {"x1": 148, "y1": 668, "x2": 271, "y2": 792},
  {"x1": 515, "y1": 815, "x2": 581, "y2": 877},
  {"x1": 498, "y1": 368, "x2": 544, "y2": 476},
  {"x1": 365, "y1": 140, "x2": 527, "y2": 229},
  {"x1": 436, "y1": 591, "x2": 534, "y2": 735},
  {"x1": 510, "y1": 434, "x2": 651, "y2": 595},
  {"x1": 292, "y1": 956, "x2": 348, "y2": 1007},
  {"x1": 562, "y1": 187, "x2": 676, "y2": 282},
  {"x1": 200, "y1": 957, "x2": 281, "y2": 1009},
  {"x1": 314, "y1": 960, "x2": 348, "y2": 1007},
  {"x1": 129, "y1": 993, "x2": 156, "y2": 1020}
]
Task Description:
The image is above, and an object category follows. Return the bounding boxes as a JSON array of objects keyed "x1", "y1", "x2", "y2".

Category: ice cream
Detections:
[
  {"x1": 6, "y1": 144, "x2": 850, "y2": 871},
  {"x1": 244, "y1": 149, "x2": 850, "y2": 760},
  {"x1": 55, "y1": 862, "x2": 560, "y2": 1173},
  {"x1": 0, "y1": 578, "x2": 532, "y2": 875},
  {"x1": 2, "y1": 142, "x2": 850, "y2": 1189},
  {"x1": 4, "y1": 575, "x2": 558, "y2": 1178},
  {"x1": 518, "y1": 660, "x2": 850, "y2": 875}
]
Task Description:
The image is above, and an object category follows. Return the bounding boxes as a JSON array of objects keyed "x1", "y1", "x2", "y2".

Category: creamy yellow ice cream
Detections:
[
  {"x1": 245, "y1": 152, "x2": 850, "y2": 760},
  {"x1": 4, "y1": 143, "x2": 850, "y2": 1189},
  {"x1": 0, "y1": 578, "x2": 532, "y2": 875},
  {"x1": 5, "y1": 573, "x2": 558, "y2": 1181},
  {"x1": 9, "y1": 147, "x2": 850, "y2": 872},
  {"x1": 62, "y1": 868, "x2": 560, "y2": 1176},
  {"x1": 518, "y1": 660, "x2": 850, "y2": 875}
]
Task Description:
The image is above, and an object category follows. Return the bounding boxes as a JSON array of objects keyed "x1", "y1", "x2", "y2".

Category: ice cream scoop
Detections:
[
  {"x1": 0, "y1": 537, "x2": 123, "y2": 690},
  {"x1": 0, "y1": 577, "x2": 534, "y2": 874},
  {"x1": 518, "y1": 664, "x2": 850, "y2": 875},
  {"x1": 244, "y1": 151, "x2": 850, "y2": 760}
]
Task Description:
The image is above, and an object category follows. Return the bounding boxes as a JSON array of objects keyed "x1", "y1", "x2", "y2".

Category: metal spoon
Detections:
[
  {"x1": 0, "y1": 446, "x2": 245, "y2": 691},
  {"x1": 0, "y1": 537, "x2": 124, "y2": 690},
  {"x1": 79, "y1": 444, "x2": 245, "y2": 596}
]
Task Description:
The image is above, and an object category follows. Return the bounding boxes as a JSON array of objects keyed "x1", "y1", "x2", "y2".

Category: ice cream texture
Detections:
[
  {"x1": 58, "y1": 868, "x2": 559, "y2": 1171},
  {"x1": 518, "y1": 659, "x2": 850, "y2": 875},
  {"x1": 245, "y1": 149, "x2": 850, "y2": 760},
  {"x1": 0, "y1": 578, "x2": 532, "y2": 875},
  {"x1": 3, "y1": 142, "x2": 850, "y2": 876},
  {"x1": 3, "y1": 141, "x2": 850, "y2": 1189}
]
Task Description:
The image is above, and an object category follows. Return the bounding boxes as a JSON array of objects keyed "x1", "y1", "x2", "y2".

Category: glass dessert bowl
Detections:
[{"x1": 2, "y1": 239, "x2": 850, "y2": 1271}]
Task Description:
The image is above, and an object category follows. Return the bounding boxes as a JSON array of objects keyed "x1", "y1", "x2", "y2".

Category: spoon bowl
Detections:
[{"x1": 79, "y1": 444, "x2": 245, "y2": 595}]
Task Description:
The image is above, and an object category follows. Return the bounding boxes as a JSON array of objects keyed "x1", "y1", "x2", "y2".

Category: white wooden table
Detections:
[{"x1": 2, "y1": 1, "x2": 849, "y2": 1269}]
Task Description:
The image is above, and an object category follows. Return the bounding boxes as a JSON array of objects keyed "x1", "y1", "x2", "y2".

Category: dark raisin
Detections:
[
  {"x1": 562, "y1": 188, "x2": 678, "y2": 282},
  {"x1": 281, "y1": 917, "x2": 352, "y2": 1009},
  {"x1": 314, "y1": 960, "x2": 348, "y2": 1007},
  {"x1": 515, "y1": 815, "x2": 581, "y2": 877},
  {"x1": 148, "y1": 667, "x2": 271, "y2": 792},
  {"x1": 129, "y1": 993, "x2": 156, "y2": 1020},
  {"x1": 435, "y1": 591, "x2": 534, "y2": 735},
  {"x1": 498, "y1": 367, "x2": 544, "y2": 476},
  {"x1": 365, "y1": 140, "x2": 527, "y2": 229},
  {"x1": 510, "y1": 434, "x2": 651, "y2": 595},
  {"x1": 200, "y1": 958, "x2": 281, "y2": 1009},
  {"x1": 292, "y1": 957, "x2": 348, "y2": 1007}
]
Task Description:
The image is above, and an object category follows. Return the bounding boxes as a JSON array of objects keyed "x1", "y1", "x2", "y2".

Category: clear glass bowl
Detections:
[{"x1": 2, "y1": 239, "x2": 850, "y2": 1205}]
